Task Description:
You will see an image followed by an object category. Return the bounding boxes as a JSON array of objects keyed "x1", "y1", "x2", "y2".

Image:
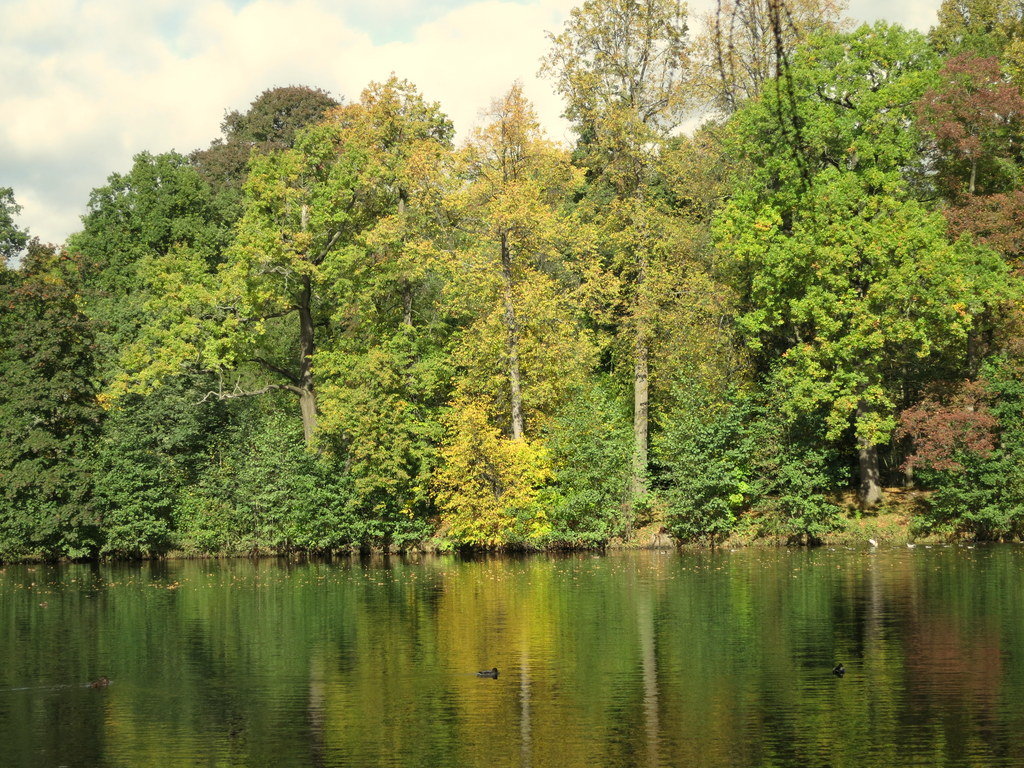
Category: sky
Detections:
[{"x1": 1, "y1": 0, "x2": 943, "y2": 247}]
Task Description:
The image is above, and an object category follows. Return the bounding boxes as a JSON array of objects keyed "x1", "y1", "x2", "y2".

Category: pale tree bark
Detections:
[
  {"x1": 631, "y1": 249, "x2": 650, "y2": 501},
  {"x1": 297, "y1": 273, "x2": 318, "y2": 446},
  {"x1": 632, "y1": 333, "x2": 650, "y2": 498},
  {"x1": 856, "y1": 400, "x2": 883, "y2": 509},
  {"x1": 500, "y1": 232, "x2": 525, "y2": 440},
  {"x1": 291, "y1": 204, "x2": 319, "y2": 446},
  {"x1": 398, "y1": 194, "x2": 414, "y2": 328},
  {"x1": 402, "y1": 283, "x2": 413, "y2": 327}
]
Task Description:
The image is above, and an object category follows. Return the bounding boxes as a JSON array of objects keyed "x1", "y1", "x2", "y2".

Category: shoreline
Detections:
[{"x1": 0, "y1": 508, "x2": 999, "y2": 565}]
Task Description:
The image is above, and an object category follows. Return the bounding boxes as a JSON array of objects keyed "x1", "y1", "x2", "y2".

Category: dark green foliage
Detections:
[
  {"x1": 0, "y1": 187, "x2": 29, "y2": 264},
  {"x1": 190, "y1": 85, "x2": 339, "y2": 220},
  {"x1": 71, "y1": 151, "x2": 229, "y2": 282},
  {"x1": 321, "y1": 329, "x2": 448, "y2": 551},
  {"x1": 92, "y1": 383, "x2": 228, "y2": 557},
  {"x1": 175, "y1": 408, "x2": 355, "y2": 554},
  {"x1": 69, "y1": 151, "x2": 231, "y2": 384},
  {"x1": 657, "y1": 390, "x2": 756, "y2": 544},
  {"x1": 0, "y1": 244, "x2": 103, "y2": 560},
  {"x1": 222, "y1": 86, "x2": 339, "y2": 147},
  {"x1": 64, "y1": 151, "x2": 239, "y2": 557},
  {"x1": 911, "y1": 359, "x2": 1024, "y2": 539},
  {"x1": 657, "y1": 387, "x2": 842, "y2": 545},
  {"x1": 544, "y1": 381, "x2": 632, "y2": 546},
  {"x1": 173, "y1": 399, "x2": 437, "y2": 555}
]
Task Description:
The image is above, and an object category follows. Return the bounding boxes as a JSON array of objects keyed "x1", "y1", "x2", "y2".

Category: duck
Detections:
[
  {"x1": 832, "y1": 664, "x2": 845, "y2": 677},
  {"x1": 89, "y1": 676, "x2": 110, "y2": 688},
  {"x1": 476, "y1": 667, "x2": 499, "y2": 679}
]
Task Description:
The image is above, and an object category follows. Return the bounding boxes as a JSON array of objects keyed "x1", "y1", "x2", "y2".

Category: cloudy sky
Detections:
[{"x1": 1, "y1": 0, "x2": 942, "y2": 246}]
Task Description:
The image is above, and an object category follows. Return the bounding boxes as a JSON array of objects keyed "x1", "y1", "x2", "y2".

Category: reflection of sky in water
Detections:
[{"x1": 1, "y1": 547, "x2": 1022, "y2": 767}]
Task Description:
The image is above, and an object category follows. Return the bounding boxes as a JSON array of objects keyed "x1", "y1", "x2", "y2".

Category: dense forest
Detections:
[{"x1": 3, "y1": 0, "x2": 1024, "y2": 560}]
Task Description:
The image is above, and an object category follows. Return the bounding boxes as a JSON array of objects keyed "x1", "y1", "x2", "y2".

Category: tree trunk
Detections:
[
  {"x1": 856, "y1": 401, "x2": 882, "y2": 509},
  {"x1": 500, "y1": 232, "x2": 525, "y2": 440},
  {"x1": 298, "y1": 274, "x2": 318, "y2": 446},
  {"x1": 402, "y1": 281, "x2": 413, "y2": 327},
  {"x1": 631, "y1": 244, "x2": 650, "y2": 501},
  {"x1": 398, "y1": 194, "x2": 414, "y2": 328},
  {"x1": 631, "y1": 332, "x2": 649, "y2": 498}
]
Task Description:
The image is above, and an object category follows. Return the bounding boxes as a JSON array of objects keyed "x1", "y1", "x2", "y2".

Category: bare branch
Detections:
[{"x1": 198, "y1": 378, "x2": 304, "y2": 403}]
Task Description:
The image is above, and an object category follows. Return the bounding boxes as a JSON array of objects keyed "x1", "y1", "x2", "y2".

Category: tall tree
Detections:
[
  {"x1": 116, "y1": 80, "x2": 452, "y2": 450},
  {"x1": 452, "y1": 84, "x2": 585, "y2": 439},
  {"x1": 542, "y1": 0, "x2": 692, "y2": 501},
  {"x1": 717, "y1": 24, "x2": 1015, "y2": 507},
  {"x1": 917, "y1": 53, "x2": 1024, "y2": 266},
  {"x1": 191, "y1": 85, "x2": 340, "y2": 219},
  {"x1": 0, "y1": 187, "x2": 28, "y2": 265},
  {"x1": 0, "y1": 243, "x2": 102, "y2": 559},
  {"x1": 692, "y1": 0, "x2": 848, "y2": 113},
  {"x1": 195, "y1": 123, "x2": 359, "y2": 444},
  {"x1": 313, "y1": 77, "x2": 456, "y2": 540},
  {"x1": 433, "y1": 85, "x2": 595, "y2": 545}
]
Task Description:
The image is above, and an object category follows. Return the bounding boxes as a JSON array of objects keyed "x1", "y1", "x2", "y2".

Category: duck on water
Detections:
[{"x1": 476, "y1": 668, "x2": 498, "y2": 679}]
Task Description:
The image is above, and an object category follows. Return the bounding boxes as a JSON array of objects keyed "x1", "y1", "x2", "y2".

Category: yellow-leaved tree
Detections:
[{"x1": 434, "y1": 84, "x2": 595, "y2": 546}]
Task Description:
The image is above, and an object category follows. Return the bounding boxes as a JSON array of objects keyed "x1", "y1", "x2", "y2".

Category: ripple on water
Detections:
[{"x1": 2, "y1": 550, "x2": 1024, "y2": 767}]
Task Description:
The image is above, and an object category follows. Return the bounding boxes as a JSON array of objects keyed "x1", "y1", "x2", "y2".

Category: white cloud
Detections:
[
  {"x1": 0, "y1": 0, "x2": 941, "y2": 246},
  {"x1": 1, "y1": 0, "x2": 585, "y2": 245},
  {"x1": 848, "y1": 0, "x2": 939, "y2": 30}
]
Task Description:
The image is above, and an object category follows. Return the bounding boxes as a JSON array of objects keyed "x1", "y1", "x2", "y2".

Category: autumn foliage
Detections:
[{"x1": 897, "y1": 381, "x2": 999, "y2": 472}]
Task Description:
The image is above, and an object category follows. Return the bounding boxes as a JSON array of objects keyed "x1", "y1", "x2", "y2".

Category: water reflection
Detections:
[{"x1": 2, "y1": 547, "x2": 1024, "y2": 767}]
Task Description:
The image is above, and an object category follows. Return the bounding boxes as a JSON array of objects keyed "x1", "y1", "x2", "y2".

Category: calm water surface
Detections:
[{"x1": 2, "y1": 547, "x2": 1024, "y2": 767}]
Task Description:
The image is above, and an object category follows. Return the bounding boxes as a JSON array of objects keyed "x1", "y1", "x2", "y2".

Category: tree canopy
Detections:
[{"x1": 3, "y1": 1, "x2": 1024, "y2": 559}]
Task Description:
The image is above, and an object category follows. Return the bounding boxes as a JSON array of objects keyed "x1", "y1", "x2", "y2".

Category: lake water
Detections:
[{"x1": 2, "y1": 546, "x2": 1023, "y2": 767}]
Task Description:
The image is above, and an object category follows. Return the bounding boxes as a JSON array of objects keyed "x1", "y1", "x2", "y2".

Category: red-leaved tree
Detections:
[{"x1": 897, "y1": 380, "x2": 999, "y2": 473}]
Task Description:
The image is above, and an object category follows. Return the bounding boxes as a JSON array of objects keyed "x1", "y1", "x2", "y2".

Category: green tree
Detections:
[
  {"x1": 0, "y1": 243, "x2": 102, "y2": 560},
  {"x1": 717, "y1": 23, "x2": 1015, "y2": 507},
  {"x1": 545, "y1": 380, "x2": 633, "y2": 544},
  {"x1": 0, "y1": 187, "x2": 28, "y2": 264},
  {"x1": 312, "y1": 78, "x2": 455, "y2": 543},
  {"x1": 657, "y1": 386, "x2": 842, "y2": 544},
  {"x1": 433, "y1": 85, "x2": 594, "y2": 546},
  {"x1": 69, "y1": 151, "x2": 230, "y2": 379},
  {"x1": 67, "y1": 152, "x2": 242, "y2": 557},
  {"x1": 191, "y1": 85, "x2": 340, "y2": 220},
  {"x1": 115, "y1": 121, "x2": 365, "y2": 444},
  {"x1": 542, "y1": 0, "x2": 693, "y2": 502},
  {"x1": 120, "y1": 80, "x2": 455, "y2": 456}
]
